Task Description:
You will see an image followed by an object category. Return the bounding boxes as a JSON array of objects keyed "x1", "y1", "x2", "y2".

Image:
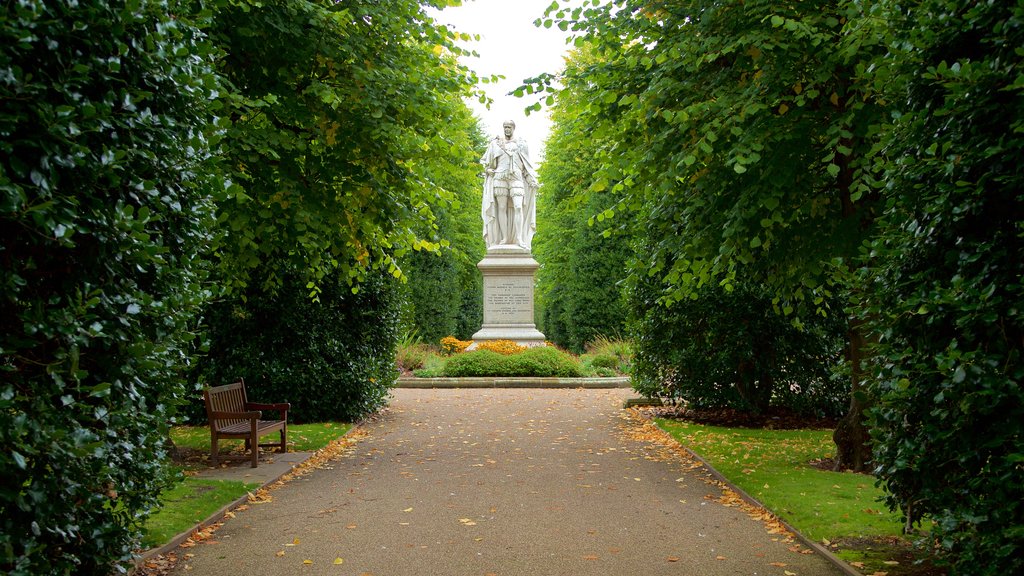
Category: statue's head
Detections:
[{"x1": 503, "y1": 120, "x2": 515, "y2": 138}]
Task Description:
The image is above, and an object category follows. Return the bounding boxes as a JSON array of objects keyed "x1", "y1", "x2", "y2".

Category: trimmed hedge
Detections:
[
  {"x1": 196, "y1": 269, "x2": 400, "y2": 423},
  {"x1": 0, "y1": 2, "x2": 220, "y2": 573},
  {"x1": 442, "y1": 346, "x2": 584, "y2": 378}
]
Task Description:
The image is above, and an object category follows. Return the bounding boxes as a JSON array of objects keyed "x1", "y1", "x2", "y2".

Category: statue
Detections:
[{"x1": 481, "y1": 120, "x2": 539, "y2": 250}]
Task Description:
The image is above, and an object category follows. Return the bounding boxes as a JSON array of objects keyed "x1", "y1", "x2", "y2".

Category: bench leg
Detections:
[
  {"x1": 250, "y1": 420, "x2": 259, "y2": 468},
  {"x1": 280, "y1": 424, "x2": 287, "y2": 454},
  {"x1": 211, "y1": 435, "x2": 219, "y2": 467}
]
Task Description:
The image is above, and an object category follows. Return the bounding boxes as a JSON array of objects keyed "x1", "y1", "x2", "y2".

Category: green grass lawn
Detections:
[
  {"x1": 171, "y1": 421, "x2": 352, "y2": 453},
  {"x1": 142, "y1": 477, "x2": 260, "y2": 549},
  {"x1": 654, "y1": 418, "x2": 946, "y2": 574},
  {"x1": 656, "y1": 418, "x2": 901, "y2": 541}
]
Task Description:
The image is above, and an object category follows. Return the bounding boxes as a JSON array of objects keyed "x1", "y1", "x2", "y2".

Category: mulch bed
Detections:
[{"x1": 643, "y1": 405, "x2": 838, "y2": 430}]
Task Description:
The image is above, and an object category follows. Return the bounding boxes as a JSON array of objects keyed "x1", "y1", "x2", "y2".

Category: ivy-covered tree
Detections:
[
  {"x1": 863, "y1": 1, "x2": 1024, "y2": 572},
  {"x1": 0, "y1": 2, "x2": 221, "y2": 573},
  {"x1": 532, "y1": 0, "x2": 887, "y2": 470}
]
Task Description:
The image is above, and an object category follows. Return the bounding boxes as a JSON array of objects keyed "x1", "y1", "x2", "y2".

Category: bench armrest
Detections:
[
  {"x1": 210, "y1": 410, "x2": 261, "y2": 421},
  {"x1": 246, "y1": 402, "x2": 290, "y2": 412}
]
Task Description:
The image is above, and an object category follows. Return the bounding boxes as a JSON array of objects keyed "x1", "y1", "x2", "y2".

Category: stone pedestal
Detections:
[{"x1": 471, "y1": 245, "x2": 546, "y2": 347}]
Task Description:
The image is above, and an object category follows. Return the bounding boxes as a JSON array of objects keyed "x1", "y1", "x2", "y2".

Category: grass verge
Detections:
[
  {"x1": 655, "y1": 418, "x2": 942, "y2": 575},
  {"x1": 171, "y1": 421, "x2": 352, "y2": 454},
  {"x1": 143, "y1": 422, "x2": 354, "y2": 550},
  {"x1": 142, "y1": 477, "x2": 259, "y2": 549}
]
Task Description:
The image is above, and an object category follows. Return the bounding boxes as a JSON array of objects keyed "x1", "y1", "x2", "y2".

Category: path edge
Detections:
[
  {"x1": 651, "y1": 419, "x2": 863, "y2": 576},
  {"x1": 132, "y1": 424, "x2": 360, "y2": 570}
]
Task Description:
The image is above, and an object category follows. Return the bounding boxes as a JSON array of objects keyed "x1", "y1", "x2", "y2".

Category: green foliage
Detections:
[
  {"x1": 588, "y1": 354, "x2": 619, "y2": 370},
  {"x1": 441, "y1": 346, "x2": 585, "y2": 378},
  {"x1": 396, "y1": 343, "x2": 439, "y2": 373},
  {"x1": 511, "y1": 346, "x2": 586, "y2": 378},
  {"x1": 0, "y1": 1, "x2": 221, "y2": 573},
  {"x1": 441, "y1": 349, "x2": 511, "y2": 377},
  {"x1": 399, "y1": 108, "x2": 486, "y2": 342},
  {"x1": 862, "y1": 1, "x2": 1024, "y2": 572},
  {"x1": 208, "y1": 0, "x2": 483, "y2": 292},
  {"x1": 534, "y1": 48, "x2": 632, "y2": 353},
  {"x1": 631, "y1": 279, "x2": 847, "y2": 417},
  {"x1": 198, "y1": 269, "x2": 400, "y2": 423}
]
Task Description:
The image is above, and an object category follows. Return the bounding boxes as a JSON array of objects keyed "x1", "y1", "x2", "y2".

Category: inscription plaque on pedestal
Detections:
[{"x1": 471, "y1": 246, "x2": 546, "y2": 347}]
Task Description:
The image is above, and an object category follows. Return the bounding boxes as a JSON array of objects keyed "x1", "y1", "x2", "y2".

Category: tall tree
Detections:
[
  {"x1": 209, "y1": 0, "x2": 482, "y2": 292},
  {"x1": 533, "y1": 0, "x2": 888, "y2": 469},
  {"x1": 535, "y1": 48, "x2": 633, "y2": 352},
  {"x1": 400, "y1": 106, "x2": 487, "y2": 343}
]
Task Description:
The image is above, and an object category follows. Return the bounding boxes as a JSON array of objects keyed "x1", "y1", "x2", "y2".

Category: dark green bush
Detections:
[
  {"x1": 630, "y1": 278, "x2": 847, "y2": 417},
  {"x1": 0, "y1": 2, "x2": 220, "y2": 573},
  {"x1": 196, "y1": 269, "x2": 400, "y2": 423},
  {"x1": 863, "y1": 1, "x2": 1024, "y2": 572}
]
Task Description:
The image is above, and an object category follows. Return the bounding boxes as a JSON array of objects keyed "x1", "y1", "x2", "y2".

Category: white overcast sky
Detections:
[{"x1": 428, "y1": 0, "x2": 577, "y2": 161}]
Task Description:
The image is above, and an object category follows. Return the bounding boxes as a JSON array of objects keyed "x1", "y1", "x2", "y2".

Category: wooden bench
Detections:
[{"x1": 204, "y1": 379, "x2": 289, "y2": 468}]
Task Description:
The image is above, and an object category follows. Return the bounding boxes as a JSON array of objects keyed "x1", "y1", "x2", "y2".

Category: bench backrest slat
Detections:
[{"x1": 205, "y1": 380, "x2": 250, "y2": 431}]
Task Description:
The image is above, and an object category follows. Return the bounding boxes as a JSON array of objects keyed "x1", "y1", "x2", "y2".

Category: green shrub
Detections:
[
  {"x1": 0, "y1": 2, "x2": 221, "y2": 573},
  {"x1": 589, "y1": 354, "x2": 620, "y2": 370},
  {"x1": 196, "y1": 269, "x2": 400, "y2": 423},
  {"x1": 441, "y1": 349, "x2": 512, "y2": 377},
  {"x1": 630, "y1": 278, "x2": 847, "y2": 417},
  {"x1": 440, "y1": 346, "x2": 585, "y2": 378},
  {"x1": 863, "y1": 1, "x2": 1024, "y2": 572},
  {"x1": 508, "y1": 346, "x2": 585, "y2": 377}
]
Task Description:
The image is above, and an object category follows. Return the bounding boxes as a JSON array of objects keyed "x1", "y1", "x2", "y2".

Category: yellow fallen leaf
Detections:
[
  {"x1": 303, "y1": 559, "x2": 313, "y2": 565},
  {"x1": 346, "y1": 524, "x2": 357, "y2": 529},
  {"x1": 582, "y1": 554, "x2": 599, "y2": 561},
  {"x1": 275, "y1": 551, "x2": 285, "y2": 557},
  {"x1": 785, "y1": 571, "x2": 797, "y2": 576},
  {"x1": 716, "y1": 555, "x2": 727, "y2": 560},
  {"x1": 293, "y1": 538, "x2": 300, "y2": 545},
  {"x1": 403, "y1": 507, "x2": 413, "y2": 512},
  {"x1": 769, "y1": 562, "x2": 787, "y2": 567},
  {"x1": 334, "y1": 558, "x2": 344, "y2": 565},
  {"x1": 667, "y1": 556, "x2": 680, "y2": 562}
]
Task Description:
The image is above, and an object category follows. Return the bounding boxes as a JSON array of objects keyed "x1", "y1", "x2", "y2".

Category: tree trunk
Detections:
[{"x1": 833, "y1": 318, "x2": 872, "y2": 472}]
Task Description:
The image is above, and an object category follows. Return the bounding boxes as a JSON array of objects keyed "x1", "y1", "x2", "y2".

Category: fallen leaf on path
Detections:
[
  {"x1": 769, "y1": 562, "x2": 787, "y2": 567},
  {"x1": 346, "y1": 524, "x2": 357, "y2": 529},
  {"x1": 667, "y1": 556, "x2": 680, "y2": 562},
  {"x1": 716, "y1": 555, "x2": 726, "y2": 560},
  {"x1": 582, "y1": 555, "x2": 599, "y2": 560},
  {"x1": 785, "y1": 571, "x2": 797, "y2": 576},
  {"x1": 403, "y1": 507, "x2": 413, "y2": 512},
  {"x1": 334, "y1": 558, "x2": 344, "y2": 565},
  {"x1": 303, "y1": 559, "x2": 312, "y2": 565},
  {"x1": 275, "y1": 551, "x2": 285, "y2": 557}
]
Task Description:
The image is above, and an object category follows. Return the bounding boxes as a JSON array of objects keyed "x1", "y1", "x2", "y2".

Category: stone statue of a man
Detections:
[{"x1": 481, "y1": 120, "x2": 539, "y2": 250}]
